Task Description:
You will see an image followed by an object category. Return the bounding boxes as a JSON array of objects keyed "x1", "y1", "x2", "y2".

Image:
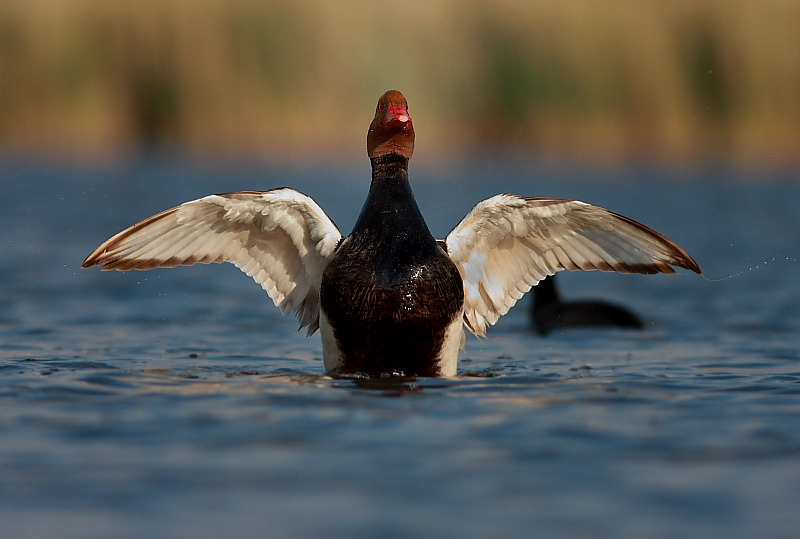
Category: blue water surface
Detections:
[{"x1": 1, "y1": 155, "x2": 799, "y2": 538}]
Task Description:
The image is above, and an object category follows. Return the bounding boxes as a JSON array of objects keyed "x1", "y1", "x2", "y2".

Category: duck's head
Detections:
[{"x1": 367, "y1": 90, "x2": 414, "y2": 159}]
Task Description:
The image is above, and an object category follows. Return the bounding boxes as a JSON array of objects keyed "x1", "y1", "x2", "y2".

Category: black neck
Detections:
[
  {"x1": 351, "y1": 153, "x2": 431, "y2": 239},
  {"x1": 370, "y1": 152, "x2": 410, "y2": 178}
]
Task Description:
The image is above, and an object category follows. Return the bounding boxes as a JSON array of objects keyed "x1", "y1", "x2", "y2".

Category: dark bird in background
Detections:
[{"x1": 532, "y1": 274, "x2": 644, "y2": 336}]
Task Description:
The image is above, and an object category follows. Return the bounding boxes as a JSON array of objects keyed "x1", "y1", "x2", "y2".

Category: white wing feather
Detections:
[
  {"x1": 83, "y1": 188, "x2": 342, "y2": 334},
  {"x1": 445, "y1": 194, "x2": 701, "y2": 337}
]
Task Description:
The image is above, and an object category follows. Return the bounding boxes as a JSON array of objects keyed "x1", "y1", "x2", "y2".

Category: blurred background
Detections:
[
  {"x1": 1, "y1": 0, "x2": 798, "y2": 167},
  {"x1": 3, "y1": 4, "x2": 800, "y2": 538}
]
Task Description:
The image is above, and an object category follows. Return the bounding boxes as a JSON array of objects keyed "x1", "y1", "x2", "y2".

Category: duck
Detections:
[
  {"x1": 83, "y1": 90, "x2": 701, "y2": 377},
  {"x1": 532, "y1": 274, "x2": 643, "y2": 335}
]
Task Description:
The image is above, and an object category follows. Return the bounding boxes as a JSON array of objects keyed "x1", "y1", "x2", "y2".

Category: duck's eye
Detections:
[{"x1": 378, "y1": 103, "x2": 385, "y2": 111}]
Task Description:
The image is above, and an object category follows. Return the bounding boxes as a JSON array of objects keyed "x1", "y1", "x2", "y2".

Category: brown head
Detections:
[{"x1": 367, "y1": 90, "x2": 414, "y2": 159}]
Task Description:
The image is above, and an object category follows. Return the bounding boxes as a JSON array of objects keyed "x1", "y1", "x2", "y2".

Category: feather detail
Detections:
[
  {"x1": 83, "y1": 188, "x2": 342, "y2": 334},
  {"x1": 445, "y1": 194, "x2": 701, "y2": 337}
]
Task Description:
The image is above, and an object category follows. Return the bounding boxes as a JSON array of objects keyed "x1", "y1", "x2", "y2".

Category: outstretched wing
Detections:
[
  {"x1": 83, "y1": 188, "x2": 342, "y2": 334},
  {"x1": 445, "y1": 194, "x2": 701, "y2": 337}
]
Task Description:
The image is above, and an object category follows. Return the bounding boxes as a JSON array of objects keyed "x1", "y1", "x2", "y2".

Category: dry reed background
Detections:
[{"x1": 1, "y1": 0, "x2": 799, "y2": 165}]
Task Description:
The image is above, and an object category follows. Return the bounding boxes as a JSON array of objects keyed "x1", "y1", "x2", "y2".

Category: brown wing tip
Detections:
[
  {"x1": 604, "y1": 208, "x2": 702, "y2": 275},
  {"x1": 83, "y1": 252, "x2": 214, "y2": 272},
  {"x1": 677, "y1": 254, "x2": 703, "y2": 274},
  {"x1": 82, "y1": 251, "x2": 106, "y2": 269},
  {"x1": 82, "y1": 207, "x2": 183, "y2": 271},
  {"x1": 82, "y1": 249, "x2": 134, "y2": 271},
  {"x1": 81, "y1": 250, "x2": 125, "y2": 271},
  {"x1": 664, "y1": 244, "x2": 702, "y2": 274}
]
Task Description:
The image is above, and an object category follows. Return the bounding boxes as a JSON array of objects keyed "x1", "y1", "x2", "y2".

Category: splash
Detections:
[{"x1": 701, "y1": 256, "x2": 799, "y2": 282}]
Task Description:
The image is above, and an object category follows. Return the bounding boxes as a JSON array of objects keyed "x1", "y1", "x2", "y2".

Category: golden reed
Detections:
[{"x1": 1, "y1": 0, "x2": 798, "y2": 164}]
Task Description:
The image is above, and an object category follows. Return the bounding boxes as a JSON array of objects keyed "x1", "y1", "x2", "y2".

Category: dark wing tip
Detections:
[
  {"x1": 676, "y1": 253, "x2": 702, "y2": 274},
  {"x1": 82, "y1": 250, "x2": 106, "y2": 269},
  {"x1": 609, "y1": 209, "x2": 702, "y2": 275},
  {"x1": 80, "y1": 206, "x2": 183, "y2": 271},
  {"x1": 661, "y1": 241, "x2": 702, "y2": 274}
]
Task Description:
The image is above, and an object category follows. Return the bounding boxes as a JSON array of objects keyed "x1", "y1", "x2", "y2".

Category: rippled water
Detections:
[{"x1": 2, "y1": 157, "x2": 799, "y2": 538}]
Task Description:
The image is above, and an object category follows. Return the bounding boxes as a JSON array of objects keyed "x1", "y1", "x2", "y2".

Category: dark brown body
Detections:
[{"x1": 320, "y1": 155, "x2": 463, "y2": 376}]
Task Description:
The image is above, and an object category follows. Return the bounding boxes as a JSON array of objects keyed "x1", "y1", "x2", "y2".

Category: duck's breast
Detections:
[{"x1": 320, "y1": 237, "x2": 463, "y2": 376}]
